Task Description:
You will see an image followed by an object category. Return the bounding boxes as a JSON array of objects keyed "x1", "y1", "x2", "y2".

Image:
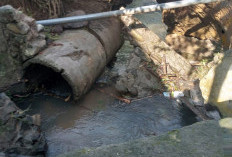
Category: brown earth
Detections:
[
  {"x1": 163, "y1": 0, "x2": 232, "y2": 49},
  {"x1": 0, "y1": 0, "x2": 132, "y2": 20}
]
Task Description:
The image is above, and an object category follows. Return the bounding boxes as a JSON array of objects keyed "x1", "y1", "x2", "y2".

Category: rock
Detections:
[
  {"x1": 116, "y1": 48, "x2": 162, "y2": 97},
  {"x1": 0, "y1": 93, "x2": 47, "y2": 156},
  {"x1": 200, "y1": 50, "x2": 232, "y2": 117},
  {"x1": 206, "y1": 110, "x2": 221, "y2": 120},
  {"x1": 165, "y1": 34, "x2": 216, "y2": 61},
  {"x1": 207, "y1": 53, "x2": 225, "y2": 68},
  {"x1": 163, "y1": 0, "x2": 232, "y2": 49},
  {"x1": 105, "y1": 40, "x2": 134, "y2": 80},
  {"x1": 7, "y1": 23, "x2": 29, "y2": 34},
  {"x1": 189, "y1": 79, "x2": 205, "y2": 107},
  {"x1": 0, "y1": 5, "x2": 46, "y2": 89},
  {"x1": 0, "y1": 51, "x2": 23, "y2": 89},
  {"x1": 36, "y1": 24, "x2": 44, "y2": 32},
  {"x1": 63, "y1": 10, "x2": 88, "y2": 29},
  {"x1": 59, "y1": 118, "x2": 232, "y2": 157},
  {"x1": 50, "y1": 25, "x2": 63, "y2": 34},
  {"x1": 213, "y1": 53, "x2": 225, "y2": 64},
  {"x1": 0, "y1": 5, "x2": 15, "y2": 23},
  {"x1": 0, "y1": 93, "x2": 18, "y2": 122},
  {"x1": 23, "y1": 39, "x2": 46, "y2": 60}
]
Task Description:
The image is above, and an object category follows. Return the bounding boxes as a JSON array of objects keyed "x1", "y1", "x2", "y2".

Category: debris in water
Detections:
[
  {"x1": 163, "y1": 92, "x2": 171, "y2": 98},
  {"x1": 65, "y1": 95, "x2": 71, "y2": 102},
  {"x1": 163, "y1": 91, "x2": 184, "y2": 98},
  {"x1": 172, "y1": 91, "x2": 184, "y2": 98}
]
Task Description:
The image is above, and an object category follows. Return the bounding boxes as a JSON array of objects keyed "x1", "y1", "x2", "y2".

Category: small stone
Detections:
[
  {"x1": 6, "y1": 22, "x2": 30, "y2": 35},
  {"x1": 50, "y1": 25, "x2": 63, "y2": 33},
  {"x1": 213, "y1": 53, "x2": 224, "y2": 63},
  {"x1": 17, "y1": 22, "x2": 30, "y2": 34},
  {"x1": 23, "y1": 39, "x2": 46, "y2": 60},
  {"x1": 20, "y1": 13, "x2": 35, "y2": 24},
  {"x1": 206, "y1": 111, "x2": 221, "y2": 120},
  {"x1": 63, "y1": 10, "x2": 88, "y2": 29},
  {"x1": 0, "y1": 5, "x2": 15, "y2": 23},
  {"x1": 36, "y1": 24, "x2": 44, "y2": 32},
  {"x1": 6, "y1": 22, "x2": 29, "y2": 35},
  {"x1": 7, "y1": 23, "x2": 21, "y2": 34}
]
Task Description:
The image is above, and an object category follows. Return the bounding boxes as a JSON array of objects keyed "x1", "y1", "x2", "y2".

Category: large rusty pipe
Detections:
[
  {"x1": 24, "y1": 18, "x2": 122, "y2": 100},
  {"x1": 37, "y1": 0, "x2": 220, "y2": 26}
]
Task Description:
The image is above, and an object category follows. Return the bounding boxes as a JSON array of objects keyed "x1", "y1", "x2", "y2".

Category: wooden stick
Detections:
[
  {"x1": 131, "y1": 95, "x2": 154, "y2": 102},
  {"x1": 180, "y1": 97, "x2": 211, "y2": 120},
  {"x1": 162, "y1": 55, "x2": 167, "y2": 75}
]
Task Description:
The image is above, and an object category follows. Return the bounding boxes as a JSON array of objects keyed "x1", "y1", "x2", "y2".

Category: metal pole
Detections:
[{"x1": 37, "y1": 0, "x2": 220, "y2": 26}]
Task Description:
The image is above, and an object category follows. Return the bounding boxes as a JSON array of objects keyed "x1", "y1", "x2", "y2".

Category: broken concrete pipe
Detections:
[{"x1": 24, "y1": 17, "x2": 122, "y2": 100}]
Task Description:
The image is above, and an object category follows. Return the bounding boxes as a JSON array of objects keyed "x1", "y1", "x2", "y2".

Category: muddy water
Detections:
[
  {"x1": 15, "y1": 86, "x2": 197, "y2": 157},
  {"x1": 15, "y1": 40, "x2": 198, "y2": 157}
]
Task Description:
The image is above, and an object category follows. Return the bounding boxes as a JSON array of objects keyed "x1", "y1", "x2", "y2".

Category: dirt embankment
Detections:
[{"x1": 0, "y1": 0, "x2": 132, "y2": 20}]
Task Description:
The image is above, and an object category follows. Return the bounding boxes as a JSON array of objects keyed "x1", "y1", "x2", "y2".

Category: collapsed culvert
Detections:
[{"x1": 24, "y1": 17, "x2": 122, "y2": 101}]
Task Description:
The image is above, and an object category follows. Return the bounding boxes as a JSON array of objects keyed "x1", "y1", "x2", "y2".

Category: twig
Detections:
[
  {"x1": 13, "y1": 94, "x2": 31, "y2": 98},
  {"x1": 160, "y1": 74, "x2": 177, "y2": 77},
  {"x1": 162, "y1": 55, "x2": 167, "y2": 75},
  {"x1": 131, "y1": 95, "x2": 154, "y2": 102}
]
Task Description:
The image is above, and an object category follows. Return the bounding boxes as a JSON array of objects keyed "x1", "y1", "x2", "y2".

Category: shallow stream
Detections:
[
  {"x1": 12, "y1": 39, "x2": 199, "y2": 157},
  {"x1": 15, "y1": 86, "x2": 197, "y2": 157}
]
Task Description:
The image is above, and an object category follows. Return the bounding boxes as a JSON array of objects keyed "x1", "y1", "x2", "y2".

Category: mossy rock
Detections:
[{"x1": 60, "y1": 118, "x2": 232, "y2": 157}]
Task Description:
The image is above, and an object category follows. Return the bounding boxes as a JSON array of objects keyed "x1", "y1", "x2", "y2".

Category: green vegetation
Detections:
[{"x1": 44, "y1": 26, "x2": 60, "y2": 40}]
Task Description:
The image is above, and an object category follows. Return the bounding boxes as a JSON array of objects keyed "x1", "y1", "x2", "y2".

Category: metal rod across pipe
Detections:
[{"x1": 37, "y1": 0, "x2": 220, "y2": 26}]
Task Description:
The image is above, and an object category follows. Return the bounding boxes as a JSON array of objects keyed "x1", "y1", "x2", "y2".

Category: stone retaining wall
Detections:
[{"x1": 0, "y1": 5, "x2": 46, "y2": 89}]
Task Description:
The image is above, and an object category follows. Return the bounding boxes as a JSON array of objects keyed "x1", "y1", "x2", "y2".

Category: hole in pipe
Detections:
[{"x1": 24, "y1": 64, "x2": 73, "y2": 99}]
